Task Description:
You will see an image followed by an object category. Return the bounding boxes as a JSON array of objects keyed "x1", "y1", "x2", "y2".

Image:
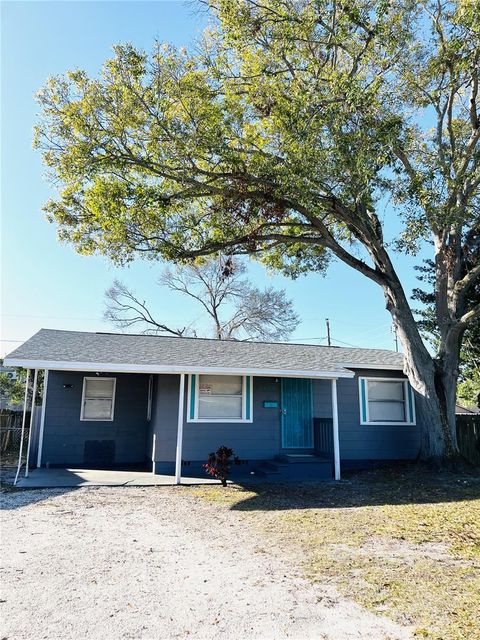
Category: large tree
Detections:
[
  {"x1": 104, "y1": 257, "x2": 300, "y2": 340},
  {"x1": 35, "y1": 0, "x2": 479, "y2": 462},
  {"x1": 413, "y1": 260, "x2": 480, "y2": 408}
]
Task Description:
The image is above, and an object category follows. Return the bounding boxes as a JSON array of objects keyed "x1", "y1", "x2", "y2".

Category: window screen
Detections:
[
  {"x1": 198, "y1": 375, "x2": 243, "y2": 419},
  {"x1": 81, "y1": 378, "x2": 116, "y2": 421},
  {"x1": 367, "y1": 380, "x2": 405, "y2": 422}
]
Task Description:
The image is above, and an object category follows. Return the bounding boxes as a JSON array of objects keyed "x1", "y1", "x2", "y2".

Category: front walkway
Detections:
[{"x1": 16, "y1": 468, "x2": 224, "y2": 488}]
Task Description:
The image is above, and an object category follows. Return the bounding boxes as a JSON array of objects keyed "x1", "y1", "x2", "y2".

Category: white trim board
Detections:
[
  {"x1": 339, "y1": 362, "x2": 404, "y2": 371},
  {"x1": 358, "y1": 376, "x2": 416, "y2": 426},
  {"x1": 3, "y1": 359, "x2": 355, "y2": 379},
  {"x1": 187, "y1": 374, "x2": 254, "y2": 424}
]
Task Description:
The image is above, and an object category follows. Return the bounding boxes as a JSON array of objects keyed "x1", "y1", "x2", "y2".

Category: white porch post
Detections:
[
  {"x1": 24, "y1": 368, "x2": 38, "y2": 478},
  {"x1": 174, "y1": 373, "x2": 186, "y2": 485},
  {"x1": 14, "y1": 369, "x2": 31, "y2": 485},
  {"x1": 36, "y1": 369, "x2": 49, "y2": 468},
  {"x1": 331, "y1": 378, "x2": 341, "y2": 480}
]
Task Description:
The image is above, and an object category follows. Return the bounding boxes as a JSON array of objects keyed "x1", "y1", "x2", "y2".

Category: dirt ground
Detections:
[
  {"x1": 0, "y1": 485, "x2": 413, "y2": 640},
  {"x1": 187, "y1": 469, "x2": 480, "y2": 640}
]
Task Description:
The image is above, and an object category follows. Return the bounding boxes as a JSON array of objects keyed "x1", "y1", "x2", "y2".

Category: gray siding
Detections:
[
  {"x1": 40, "y1": 368, "x2": 422, "y2": 470},
  {"x1": 150, "y1": 374, "x2": 179, "y2": 463},
  {"x1": 151, "y1": 376, "x2": 281, "y2": 467},
  {"x1": 313, "y1": 379, "x2": 333, "y2": 419},
  {"x1": 41, "y1": 371, "x2": 150, "y2": 466},
  {"x1": 314, "y1": 371, "x2": 421, "y2": 460}
]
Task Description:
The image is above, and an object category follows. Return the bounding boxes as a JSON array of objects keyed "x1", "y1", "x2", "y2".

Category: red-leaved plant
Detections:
[{"x1": 203, "y1": 446, "x2": 239, "y2": 486}]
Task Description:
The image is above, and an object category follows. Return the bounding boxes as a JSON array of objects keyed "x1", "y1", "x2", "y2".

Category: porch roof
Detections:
[{"x1": 4, "y1": 329, "x2": 404, "y2": 379}]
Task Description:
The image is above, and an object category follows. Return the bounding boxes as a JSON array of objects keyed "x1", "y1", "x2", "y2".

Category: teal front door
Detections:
[{"x1": 281, "y1": 378, "x2": 313, "y2": 449}]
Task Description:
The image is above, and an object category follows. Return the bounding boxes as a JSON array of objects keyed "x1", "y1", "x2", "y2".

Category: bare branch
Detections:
[
  {"x1": 104, "y1": 260, "x2": 300, "y2": 341},
  {"x1": 104, "y1": 279, "x2": 186, "y2": 336}
]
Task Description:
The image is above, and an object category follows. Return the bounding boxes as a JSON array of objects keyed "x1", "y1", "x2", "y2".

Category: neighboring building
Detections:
[
  {"x1": 456, "y1": 404, "x2": 480, "y2": 415},
  {"x1": 4, "y1": 329, "x2": 423, "y2": 481},
  {"x1": 0, "y1": 365, "x2": 23, "y2": 411},
  {"x1": 0, "y1": 365, "x2": 18, "y2": 380}
]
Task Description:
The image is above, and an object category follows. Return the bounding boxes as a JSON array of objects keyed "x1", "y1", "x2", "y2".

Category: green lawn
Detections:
[{"x1": 188, "y1": 467, "x2": 480, "y2": 640}]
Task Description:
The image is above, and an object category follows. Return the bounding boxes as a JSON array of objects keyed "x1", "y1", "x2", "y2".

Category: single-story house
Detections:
[{"x1": 4, "y1": 329, "x2": 422, "y2": 482}]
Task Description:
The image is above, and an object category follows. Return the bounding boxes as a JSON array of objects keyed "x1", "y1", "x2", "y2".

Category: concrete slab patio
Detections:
[{"x1": 15, "y1": 468, "x2": 226, "y2": 488}]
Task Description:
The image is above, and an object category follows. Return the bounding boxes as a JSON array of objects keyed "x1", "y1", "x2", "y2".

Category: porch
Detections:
[
  {"x1": 15, "y1": 369, "x2": 342, "y2": 486},
  {"x1": 15, "y1": 467, "x2": 230, "y2": 488}
]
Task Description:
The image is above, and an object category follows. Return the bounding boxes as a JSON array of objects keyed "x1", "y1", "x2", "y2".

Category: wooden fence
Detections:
[
  {"x1": 0, "y1": 411, "x2": 25, "y2": 454},
  {"x1": 0, "y1": 408, "x2": 41, "y2": 458},
  {"x1": 456, "y1": 415, "x2": 480, "y2": 467}
]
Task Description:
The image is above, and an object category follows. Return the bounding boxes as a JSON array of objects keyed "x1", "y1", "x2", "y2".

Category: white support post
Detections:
[
  {"x1": 14, "y1": 369, "x2": 31, "y2": 486},
  {"x1": 331, "y1": 378, "x2": 341, "y2": 480},
  {"x1": 36, "y1": 369, "x2": 49, "y2": 468},
  {"x1": 174, "y1": 373, "x2": 186, "y2": 485},
  {"x1": 151, "y1": 433, "x2": 156, "y2": 474},
  {"x1": 24, "y1": 368, "x2": 38, "y2": 478}
]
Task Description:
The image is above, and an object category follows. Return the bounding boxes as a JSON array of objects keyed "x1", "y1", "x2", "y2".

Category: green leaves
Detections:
[{"x1": 34, "y1": 1, "x2": 478, "y2": 280}]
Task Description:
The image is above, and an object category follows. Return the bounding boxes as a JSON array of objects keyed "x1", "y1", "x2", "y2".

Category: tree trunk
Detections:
[
  {"x1": 415, "y1": 360, "x2": 459, "y2": 463},
  {"x1": 380, "y1": 270, "x2": 460, "y2": 463}
]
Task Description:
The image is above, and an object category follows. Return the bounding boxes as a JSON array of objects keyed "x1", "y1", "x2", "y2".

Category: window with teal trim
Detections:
[
  {"x1": 359, "y1": 377, "x2": 415, "y2": 425},
  {"x1": 188, "y1": 374, "x2": 253, "y2": 422}
]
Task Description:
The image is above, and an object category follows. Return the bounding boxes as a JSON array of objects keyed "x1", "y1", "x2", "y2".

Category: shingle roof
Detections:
[{"x1": 4, "y1": 329, "x2": 404, "y2": 378}]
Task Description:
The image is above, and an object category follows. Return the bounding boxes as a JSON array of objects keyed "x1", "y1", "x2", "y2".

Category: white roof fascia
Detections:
[
  {"x1": 338, "y1": 362, "x2": 404, "y2": 371},
  {"x1": 3, "y1": 358, "x2": 354, "y2": 379}
]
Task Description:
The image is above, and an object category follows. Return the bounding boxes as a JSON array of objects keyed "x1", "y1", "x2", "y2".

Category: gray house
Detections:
[{"x1": 4, "y1": 329, "x2": 421, "y2": 482}]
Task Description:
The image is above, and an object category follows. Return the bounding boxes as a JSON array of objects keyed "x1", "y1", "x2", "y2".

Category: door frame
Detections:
[{"x1": 280, "y1": 378, "x2": 314, "y2": 450}]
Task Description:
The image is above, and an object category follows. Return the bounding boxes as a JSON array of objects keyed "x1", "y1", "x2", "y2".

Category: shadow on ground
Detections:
[
  {"x1": 0, "y1": 486, "x2": 79, "y2": 510},
  {"x1": 225, "y1": 465, "x2": 480, "y2": 511},
  {"x1": 2, "y1": 463, "x2": 479, "y2": 512}
]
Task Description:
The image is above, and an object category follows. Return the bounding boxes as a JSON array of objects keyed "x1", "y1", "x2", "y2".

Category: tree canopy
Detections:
[{"x1": 34, "y1": 0, "x2": 480, "y2": 459}]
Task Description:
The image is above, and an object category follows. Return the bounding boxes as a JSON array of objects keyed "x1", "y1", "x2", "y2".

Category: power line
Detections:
[
  {"x1": 330, "y1": 337, "x2": 362, "y2": 348},
  {"x1": 283, "y1": 336, "x2": 326, "y2": 342},
  {"x1": 1, "y1": 313, "x2": 103, "y2": 321}
]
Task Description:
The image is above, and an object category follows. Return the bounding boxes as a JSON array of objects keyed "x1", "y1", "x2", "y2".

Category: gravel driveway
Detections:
[{"x1": 1, "y1": 487, "x2": 412, "y2": 640}]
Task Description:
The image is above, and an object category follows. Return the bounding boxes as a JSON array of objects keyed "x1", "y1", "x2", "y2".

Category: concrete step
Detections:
[
  {"x1": 275, "y1": 454, "x2": 330, "y2": 464},
  {"x1": 253, "y1": 461, "x2": 283, "y2": 478}
]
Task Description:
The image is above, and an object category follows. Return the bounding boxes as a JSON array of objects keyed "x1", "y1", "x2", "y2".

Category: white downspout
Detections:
[
  {"x1": 331, "y1": 378, "x2": 341, "y2": 480},
  {"x1": 174, "y1": 373, "x2": 185, "y2": 485},
  {"x1": 36, "y1": 369, "x2": 49, "y2": 468},
  {"x1": 24, "y1": 368, "x2": 38, "y2": 478},
  {"x1": 14, "y1": 369, "x2": 31, "y2": 486}
]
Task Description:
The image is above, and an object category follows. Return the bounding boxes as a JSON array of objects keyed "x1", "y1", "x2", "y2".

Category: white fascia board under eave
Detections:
[
  {"x1": 2, "y1": 359, "x2": 355, "y2": 379},
  {"x1": 338, "y1": 362, "x2": 405, "y2": 371}
]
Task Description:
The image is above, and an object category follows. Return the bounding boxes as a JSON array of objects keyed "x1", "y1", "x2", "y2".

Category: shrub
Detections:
[{"x1": 203, "y1": 446, "x2": 239, "y2": 486}]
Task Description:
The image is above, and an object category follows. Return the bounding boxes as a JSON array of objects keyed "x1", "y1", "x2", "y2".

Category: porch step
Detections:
[
  {"x1": 253, "y1": 461, "x2": 284, "y2": 478},
  {"x1": 275, "y1": 454, "x2": 329, "y2": 464}
]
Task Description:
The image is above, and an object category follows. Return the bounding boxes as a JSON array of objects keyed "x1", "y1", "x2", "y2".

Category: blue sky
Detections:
[{"x1": 1, "y1": 1, "x2": 426, "y2": 357}]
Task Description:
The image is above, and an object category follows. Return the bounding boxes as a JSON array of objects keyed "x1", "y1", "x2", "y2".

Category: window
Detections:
[
  {"x1": 359, "y1": 377, "x2": 415, "y2": 425},
  {"x1": 80, "y1": 377, "x2": 116, "y2": 421},
  {"x1": 188, "y1": 374, "x2": 253, "y2": 422}
]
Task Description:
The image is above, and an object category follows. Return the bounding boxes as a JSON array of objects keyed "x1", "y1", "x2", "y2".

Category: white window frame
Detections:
[
  {"x1": 359, "y1": 376, "x2": 416, "y2": 426},
  {"x1": 187, "y1": 374, "x2": 253, "y2": 423},
  {"x1": 80, "y1": 376, "x2": 116, "y2": 422}
]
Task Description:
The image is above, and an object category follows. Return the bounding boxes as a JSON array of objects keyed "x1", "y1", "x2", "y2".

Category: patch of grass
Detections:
[{"x1": 188, "y1": 468, "x2": 480, "y2": 639}]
